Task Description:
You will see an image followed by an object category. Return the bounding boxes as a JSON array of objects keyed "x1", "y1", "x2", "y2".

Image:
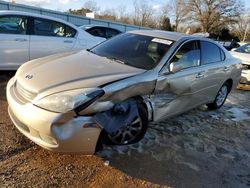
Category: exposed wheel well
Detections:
[
  {"x1": 225, "y1": 79, "x2": 233, "y2": 93},
  {"x1": 132, "y1": 95, "x2": 147, "y2": 106}
]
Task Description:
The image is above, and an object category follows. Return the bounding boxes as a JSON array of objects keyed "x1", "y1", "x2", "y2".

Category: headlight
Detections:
[{"x1": 33, "y1": 88, "x2": 104, "y2": 113}]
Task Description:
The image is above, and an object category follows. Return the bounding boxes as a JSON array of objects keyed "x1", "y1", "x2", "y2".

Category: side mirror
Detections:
[
  {"x1": 169, "y1": 62, "x2": 174, "y2": 72},
  {"x1": 169, "y1": 62, "x2": 182, "y2": 73}
]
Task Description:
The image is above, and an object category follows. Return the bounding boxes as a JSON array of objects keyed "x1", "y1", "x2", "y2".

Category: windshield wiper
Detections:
[
  {"x1": 106, "y1": 56, "x2": 125, "y2": 64},
  {"x1": 87, "y1": 50, "x2": 125, "y2": 64}
]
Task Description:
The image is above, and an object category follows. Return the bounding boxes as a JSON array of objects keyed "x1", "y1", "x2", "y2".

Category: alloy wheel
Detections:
[
  {"x1": 108, "y1": 116, "x2": 143, "y2": 145},
  {"x1": 215, "y1": 85, "x2": 228, "y2": 106}
]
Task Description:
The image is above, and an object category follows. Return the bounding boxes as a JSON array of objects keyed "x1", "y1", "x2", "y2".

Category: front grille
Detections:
[
  {"x1": 11, "y1": 81, "x2": 37, "y2": 104},
  {"x1": 16, "y1": 82, "x2": 36, "y2": 101},
  {"x1": 242, "y1": 64, "x2": 250, "y2": 70}
]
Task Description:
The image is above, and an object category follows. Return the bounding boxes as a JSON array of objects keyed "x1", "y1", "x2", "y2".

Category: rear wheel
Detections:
[
  {"x1": 207, "y1": 83, "x2": 230, "y2": 110},
  {"x1": 107, "y1": 102, "x2": 148, "y2": 145}
]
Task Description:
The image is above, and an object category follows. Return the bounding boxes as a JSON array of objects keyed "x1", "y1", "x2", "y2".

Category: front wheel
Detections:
[
  {"x1": 207, "y1": 83, "x2": 230, "y2": 110},
  {"x1": 107, "y1": 103, "x2": 148, "y2": 145}
]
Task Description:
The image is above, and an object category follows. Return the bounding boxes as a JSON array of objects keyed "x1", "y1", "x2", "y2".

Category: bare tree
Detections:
[
  {"x1": 117, "y1": 4, "x2": 126, "y2": 19},
  {"x1": 231, "y1": 11, "x2": 250, "y2": 42},
  {"x1": 133, "y1": 0, "x2": 141, "y2": 25},
  {"x1": 133, "y1": 0, "x2": 154, "y2": 27},
  {"x1": 116, "y1": 4, "x2": 133, "y2": 24},
  {"x1": 84, "y1": 0, "x2": 99, "y2": 13},
  {"x1": 162, "y1": 0, "x2": 189, "y2": 32},
  {"x1": 98, "y1": 8, "x2": 117, "y2": 21},
  {"x1": 187, "y1": 0, "x2": 244, "y2": 34}
]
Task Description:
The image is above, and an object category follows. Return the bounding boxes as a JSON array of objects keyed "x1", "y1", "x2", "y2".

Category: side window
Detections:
[
  {"x1": 106, "y1": 28, "x2": 120, "y2": 38},
  {"x1": 87, "y1": 27, "x2": 106, "y2": 38},
  {"x1": 0, "y1": 16, "x2": 27, "y2": 35},
  {"x1": 169, "y1": 40, "x2": 200, "y2": 71},
  {"x1": 34, "y1": 18, "x2": 76, "y2": 38},
  {"x1": 201, "y1": 41, "x2": 221, "y2": 64},
  {"x1": 65, "y1": 25, "x2": 76, "y2": 38}
]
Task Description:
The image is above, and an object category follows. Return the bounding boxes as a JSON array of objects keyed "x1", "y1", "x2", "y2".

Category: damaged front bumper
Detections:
[{"x1": 7, "y1": 79, "x2": 101, "y2": 154}]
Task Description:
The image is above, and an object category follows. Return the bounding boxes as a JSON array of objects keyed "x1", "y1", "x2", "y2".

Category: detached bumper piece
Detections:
[{"x1": 93, "y1": 99, "x2": 139, "y2": 136}]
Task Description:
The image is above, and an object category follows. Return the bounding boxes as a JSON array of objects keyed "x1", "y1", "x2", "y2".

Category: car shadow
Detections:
[
  {"x1": 0, "y1": 71, "x2": 15, "y2": 101},
  {"x1": 106, "y1": 151, "x2": 203, "y2": 187},
  {"x1": 97, "y1": 95, "x2": 250, "y2": 187}
]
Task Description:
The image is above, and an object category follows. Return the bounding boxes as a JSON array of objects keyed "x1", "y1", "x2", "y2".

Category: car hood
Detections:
[
  {"x1": 15, "y1": 51, "x2": 145, "y2": 96},
  {"x1": 231, "y1": 51, "x2": 250, "y2": 64}
]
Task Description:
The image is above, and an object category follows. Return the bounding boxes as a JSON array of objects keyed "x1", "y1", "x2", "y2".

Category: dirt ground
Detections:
[{"x1": 0, "y1": 71, "x2": 250, "y2": 188}]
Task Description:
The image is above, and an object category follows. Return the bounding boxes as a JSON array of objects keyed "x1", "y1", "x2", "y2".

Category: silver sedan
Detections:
[{"x1": 7, "y1": 30, "x2": 241, "y2": 154}]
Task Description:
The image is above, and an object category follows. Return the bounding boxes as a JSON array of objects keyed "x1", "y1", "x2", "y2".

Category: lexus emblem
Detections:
[{"x1": 25, "y1": 74, "x2": 33, "y2": 80}]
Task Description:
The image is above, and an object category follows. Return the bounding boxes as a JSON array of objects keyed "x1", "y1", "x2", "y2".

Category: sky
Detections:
[{"x1": 3, "y1": 0, "x2": 250, "y2": 13}]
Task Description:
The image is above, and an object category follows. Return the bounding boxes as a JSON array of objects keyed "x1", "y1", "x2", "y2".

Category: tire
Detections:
[
  {"x1": 107, "y1": 102, "x2": 148, "y2": 145},
  {"x1": 207, "y1": 82, "x2": 230, "y2": 110}
]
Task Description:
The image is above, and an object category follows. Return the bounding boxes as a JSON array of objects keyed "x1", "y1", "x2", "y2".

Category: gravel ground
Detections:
[{"x1": 0, "y1": 71, "x2": 249, "y2": 188}]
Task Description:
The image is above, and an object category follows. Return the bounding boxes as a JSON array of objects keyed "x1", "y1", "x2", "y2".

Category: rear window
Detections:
[
  {"x1": 87, "y1": 27, "x2": 106, "y2": 38},
  {"x1": 106, "y1": 28, "x2": 121, "y2": 38},
  {"x1": 201, "y1": 41, "x2": 221, "y2": 64}
]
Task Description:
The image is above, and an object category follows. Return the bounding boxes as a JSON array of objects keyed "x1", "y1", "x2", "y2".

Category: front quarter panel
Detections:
[
  {"x1": 101, "y1": 70, "x2": 157, "y2": 103},
  {"x1": 78, "y1": 70, "x2": 157, "y2": 116}
]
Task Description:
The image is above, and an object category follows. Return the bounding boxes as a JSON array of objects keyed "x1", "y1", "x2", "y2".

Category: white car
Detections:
[
  {"x1": 231, "y1": 43, "x2": 250, "y2": 84},
  {"x1": 0, "y1": 11, "x2": 105, "y2": 70}
]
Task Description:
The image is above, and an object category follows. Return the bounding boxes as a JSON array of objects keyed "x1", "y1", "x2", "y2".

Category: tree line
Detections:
[{"x1": 68, "y1": 0, "x2": 250, "y2": 42}]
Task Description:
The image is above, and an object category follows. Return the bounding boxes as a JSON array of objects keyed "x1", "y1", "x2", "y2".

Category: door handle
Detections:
[
  {"x1": 15, "y1": 38, "x2": 28, "y2": 42},
  {"x1": 196, "y1": 72, "x2": 205, "y2": 79},
  {"x1": 64, "y1": 40, "x2": 73, "y2": 43},
  {"x1": 224, "y1": 66, "x2": 230, "y2": 72}
]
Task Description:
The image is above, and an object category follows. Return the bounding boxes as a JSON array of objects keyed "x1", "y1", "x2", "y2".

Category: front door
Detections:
[
  {"x1": 0, "y1": 15, "x2": 29, "y2": 70},
  {"x1": 152, "y1": 40, "x2": 209, "y2": 121},
  {"x1": 29, "y1": 17, "x2": 76, "y2": 60}
]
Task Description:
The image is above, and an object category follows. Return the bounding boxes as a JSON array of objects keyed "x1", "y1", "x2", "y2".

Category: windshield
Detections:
[
  {"x1": 90, "y1": 33, "x2": 174, "y2": 70},
  {"x1": 235, "y1": 43, "x2": 250, "y2": 54}
]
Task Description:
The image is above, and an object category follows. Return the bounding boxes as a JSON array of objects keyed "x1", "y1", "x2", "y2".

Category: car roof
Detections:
[
  {"x1": 129, "y1": 30, "x2": 189, "y2": 41},
  {"x1": 0, "y1": 10, "x2": 78, "y2": 29}
]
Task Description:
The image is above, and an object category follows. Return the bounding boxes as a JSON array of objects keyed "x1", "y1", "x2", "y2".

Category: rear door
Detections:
[
  {"x1": 199, "y1": 40, "x2": 229, "y2": 102},
  {"x1": 0, "y1": 15, "x2": 29, "y2": 69},
  {"x1": 29, "y1": 17, "x2": 77, "y2": 60}
]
